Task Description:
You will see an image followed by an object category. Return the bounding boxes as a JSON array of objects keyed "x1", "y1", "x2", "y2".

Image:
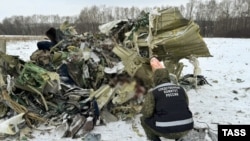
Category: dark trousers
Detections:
[{"x1": 37, "y1": 41, "x2": 55, "y2": 50}]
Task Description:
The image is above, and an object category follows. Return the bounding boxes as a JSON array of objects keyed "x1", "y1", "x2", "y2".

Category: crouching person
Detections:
[
  {"x1": 37, "y1": 27, "x2": 58, "y2": 51},
  {"x1": 140, "y1": 68, "x2": 193, "y2": 141}
]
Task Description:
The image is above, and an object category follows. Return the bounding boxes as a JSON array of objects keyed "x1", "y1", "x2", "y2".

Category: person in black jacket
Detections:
[
  {"x1": 37, "y1": 27, "x2": 58, "y2": 50},
  {"x1": 140, "y1": 68, "x2": 193, "y2": 141}
]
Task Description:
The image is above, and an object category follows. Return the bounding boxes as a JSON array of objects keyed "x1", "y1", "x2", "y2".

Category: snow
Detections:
[
  {"x1": 6, "y1": 40, "x2": 38, "y2": 62},
  {"x1": 3, "y1": 38, "x2": 250, "y2": 141}
]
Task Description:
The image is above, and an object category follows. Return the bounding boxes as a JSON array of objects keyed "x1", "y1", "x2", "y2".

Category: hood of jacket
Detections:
[{"x1": 153, "y1": 68, "x2": 170, "y2": 86}]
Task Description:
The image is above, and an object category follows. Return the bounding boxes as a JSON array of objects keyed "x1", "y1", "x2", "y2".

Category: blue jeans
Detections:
[{"x1": 37, "y1": 41, "x2": 55, "y2": 50}]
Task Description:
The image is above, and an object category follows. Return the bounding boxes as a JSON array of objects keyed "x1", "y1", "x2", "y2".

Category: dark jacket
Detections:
[
  {"x1": 46, "y1": 27, "x2": 57, "y2": 44},
  {"x1": 141, "y1": 69, "x2": 193, "y2": 134},
  {"x1": 37, "y1": 27, "x2": 64, "y2": 51}
]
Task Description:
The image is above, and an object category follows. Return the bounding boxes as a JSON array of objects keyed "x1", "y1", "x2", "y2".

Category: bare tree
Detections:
[
  {"x1": 186, "y1": 0, "x2": 196, "y2": 20},
  {"x1": 0, "y1": 3, "x2": 249, "y2": 37}
]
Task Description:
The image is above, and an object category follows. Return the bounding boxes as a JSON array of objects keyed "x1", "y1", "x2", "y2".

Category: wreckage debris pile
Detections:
[{"x1": 0, "y1": 7, "x2": 212, "y2": 139}]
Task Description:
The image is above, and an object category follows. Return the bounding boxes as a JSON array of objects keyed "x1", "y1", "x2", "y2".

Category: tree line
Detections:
[{"x1": 0, "y1": 0, "x2": 250, "y2": 38}]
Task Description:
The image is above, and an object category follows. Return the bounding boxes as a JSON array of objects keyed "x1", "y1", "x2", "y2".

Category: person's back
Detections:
[
  {"x1": 45, "y1": 27, "x2": 57, "y2": 44},
  {"x1": 37, "y1": 27, "x2": 57, "y2": 50},
  {"x1": 140, "y1": 68, "x2": 193, "y2": 141}
]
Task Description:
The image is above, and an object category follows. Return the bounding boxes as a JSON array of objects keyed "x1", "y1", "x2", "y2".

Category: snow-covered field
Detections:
[{"x1": 4, "y1": 38, "x2": 250, "y2": 141}]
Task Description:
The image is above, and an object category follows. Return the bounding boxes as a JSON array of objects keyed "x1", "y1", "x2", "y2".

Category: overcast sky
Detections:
[{"x1": 0, "y1": 0, "x2": 190, "y2": 21}]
